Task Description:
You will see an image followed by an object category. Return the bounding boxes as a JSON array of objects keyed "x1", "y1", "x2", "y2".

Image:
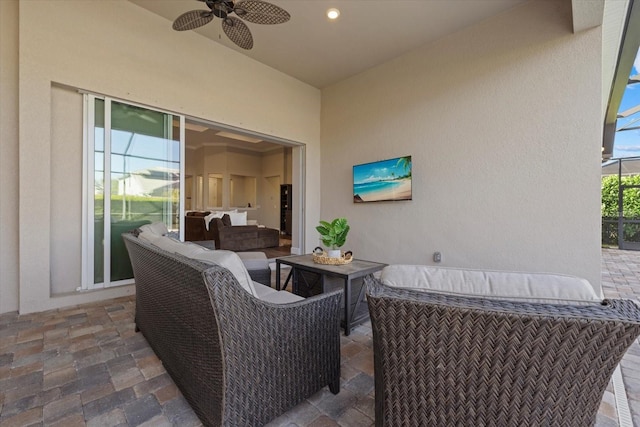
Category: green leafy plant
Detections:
[
  {"x1": 602, "y1": 174, "x2": 640, "y2": 246},
  {"x1": 316, "y1": 217, "x2": 350, "y2": 249}
]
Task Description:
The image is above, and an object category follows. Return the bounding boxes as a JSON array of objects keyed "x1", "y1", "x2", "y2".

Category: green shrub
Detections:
[
  {"x1": 602, "y1": 174, "x2": 640, "y2": 245},
  {"x1": 602, "y1": 174, "x2": 640, "y2": 218}
]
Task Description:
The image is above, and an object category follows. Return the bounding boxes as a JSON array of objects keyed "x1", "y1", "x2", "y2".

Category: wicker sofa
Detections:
[
  {"x1": 122, "y1": 229, "x2": 342, "y2": 426},
  {"x1": 365, "y1": 265, "x2": 640, "y2": 427}
]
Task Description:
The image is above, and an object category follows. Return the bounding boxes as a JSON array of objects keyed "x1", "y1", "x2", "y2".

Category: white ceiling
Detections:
[
  {"x1": 129, "y1": 0, "x2": 526, "y2": 89},
  {"x1": 178, "y1": 122, "x2": 286, "y2": 151}
]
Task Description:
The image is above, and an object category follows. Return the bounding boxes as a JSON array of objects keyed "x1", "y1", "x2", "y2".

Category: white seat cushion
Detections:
[
  {"x1": 252, "y1": 281, "x2": 304, "y2": 304},
  {"x1": 259, "y1": 290, "x2": 304, "y2": 304},
  {"x1": 253, "y1": 281, "x2": 278, "y2": 299},
  {"x1": 380, "y1": 265, "x2": 601, "y2": 305}
]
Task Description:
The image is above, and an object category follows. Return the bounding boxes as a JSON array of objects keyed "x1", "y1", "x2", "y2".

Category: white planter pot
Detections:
[{"x1": 327, "y1": 249, "x2": 342, "y2": 258}]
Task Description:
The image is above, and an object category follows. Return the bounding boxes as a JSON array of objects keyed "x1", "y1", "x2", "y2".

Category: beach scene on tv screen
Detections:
[{"x1": 353, "y1": 156, "x2": 412, "y2": 203}]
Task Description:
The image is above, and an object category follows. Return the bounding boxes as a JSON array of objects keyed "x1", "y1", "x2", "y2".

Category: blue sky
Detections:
[{"x1": 613, "y1": 49, "x2": 640, "y2": 158}]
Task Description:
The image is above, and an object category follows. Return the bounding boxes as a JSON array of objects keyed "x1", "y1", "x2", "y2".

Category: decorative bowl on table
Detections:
[{"x1": 312, "y1": 248, "x2": 353, "y2": 265}]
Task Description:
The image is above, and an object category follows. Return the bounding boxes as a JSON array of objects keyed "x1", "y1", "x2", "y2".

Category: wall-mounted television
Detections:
[{"x1": 353, "y1": 156, "x2": 412, "y2": 203}]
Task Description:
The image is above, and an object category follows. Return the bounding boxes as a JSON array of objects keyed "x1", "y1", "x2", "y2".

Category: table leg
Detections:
[
  {"x1": 283, "y1": 270, "x2": 293, "y2": 292},
  {"x1": 276, "y1": 261, "x2": 281, "y2": 291},
  {"x1": 292, "y1": 267, "x2": 298, "y2": 294},
  {"x1": 344, "y1": 277, "x2": 352, "y2": 336}
]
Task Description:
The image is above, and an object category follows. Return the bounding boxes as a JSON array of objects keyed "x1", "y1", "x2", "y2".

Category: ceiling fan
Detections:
[{"x1": 172, "y1": 0, "x2": 290, "y2": 50}]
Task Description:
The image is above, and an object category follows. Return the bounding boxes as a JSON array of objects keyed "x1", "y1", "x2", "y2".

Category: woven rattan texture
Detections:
[
  {"x1": 222, "y1": 16, "x2": 253, "y2": 50},
  {"x1": 236, "y1": 0, "x2": 290, "y2": 24},
  {"x1": 365, "y1": 276, "x2": 640, "y2": 427},
  {"x1": 124, "y1": 234, "x2": 224, "y2": 426},
  {"x1": 312, "y1": 253, "x2": 353, "y2": 265},
  {"x1": 123, "y1": 233, "x2": 342, "y2": 426},
  {"x1": 204, "y1": 268, "x2": 342, "y2": 425}
]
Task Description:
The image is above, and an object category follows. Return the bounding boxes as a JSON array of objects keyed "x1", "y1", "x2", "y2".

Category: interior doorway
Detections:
[{"x1": 179, "y1": 117, "x2": 302, "y2": 252}]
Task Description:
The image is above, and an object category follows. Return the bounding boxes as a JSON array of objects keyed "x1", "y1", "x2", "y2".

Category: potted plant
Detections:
[{"x1": 316, "y1": 217, "x2": 350, "y2": 258}]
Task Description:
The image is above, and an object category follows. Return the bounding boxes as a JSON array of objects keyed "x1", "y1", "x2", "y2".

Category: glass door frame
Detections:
[{"x1": 82, "y1": 94, "x2": 185, "y2": 290}]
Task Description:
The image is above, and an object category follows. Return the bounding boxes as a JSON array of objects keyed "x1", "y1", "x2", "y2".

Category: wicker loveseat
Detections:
[
  {"x1": 122, "y1": 231, "x2": 342, "y2": 426},
  {"x1": 365, "y1": 265, "x2": 640, "y2": 427}
]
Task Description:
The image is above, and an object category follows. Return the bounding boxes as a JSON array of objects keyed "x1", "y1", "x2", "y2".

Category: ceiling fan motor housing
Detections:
[{"x1": 206, "y1": 0, "x2": 235, "y2": 18}]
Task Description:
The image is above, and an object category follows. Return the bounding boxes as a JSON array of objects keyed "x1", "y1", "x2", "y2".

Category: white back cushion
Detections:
[
  {"x1": 191, "y1": 250, "x2": 257, "y2": 297},
  {"x1": 148, "y1": 235, "x2": 188, "y2": 254},
  {"x1": 139, "y1": 222, "x2": 169, "y2": 236},
  {"x1": 138, "y1": 230, "x2": 163, "y2": 245},
  {"x1": 137, "y1": 233, "x2": 256, "y2": 297},
  {"x1": 380, "y1": 265, "x2": 601, "y2": 305}
]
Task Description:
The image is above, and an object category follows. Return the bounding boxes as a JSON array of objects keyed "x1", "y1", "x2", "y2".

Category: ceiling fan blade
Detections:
[
  {"x1": 172, "y1": 10, "x2": 214, "y2": 31},
  {"x1": 222, "y1": 16, "x2": 254, "y2": 50},
  {"x1": 233, "y1": 0, "x2": 290, "y2": 25}
]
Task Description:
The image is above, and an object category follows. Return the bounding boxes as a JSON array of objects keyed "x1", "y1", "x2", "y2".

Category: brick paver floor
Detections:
[
  {"x1": 602, "y1": 248, "x2": 640, "y2": 427},
  {"x1": 0, "y1": 254, "x2": 638, "y2": 426}
]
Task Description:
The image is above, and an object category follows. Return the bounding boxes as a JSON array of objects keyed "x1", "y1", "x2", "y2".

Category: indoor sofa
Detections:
[
  {"x1": 122, "y1": 224, "x2": 342, "y2": 426},
  {"x1": 185, "y1": 211, "x2": 280, "y2": 251},
  {"x1": 210, "y1": 214, "x2": 280, "y2": 251},
  {"x1": 184, "y1": 211, "x2": 215, "y2": 241},
  {"x1": 365, "y1": 265, "x2": 640, "y2": 427}
]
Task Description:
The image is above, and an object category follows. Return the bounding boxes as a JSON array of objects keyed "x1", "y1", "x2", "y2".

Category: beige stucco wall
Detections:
[
  {"x1": 15, "y1": 0, "x2": 321, "y2": 314},
  {"x1": 0, "y1": 0, "x2": 20, "y2": 313},
  {"x1": 186, "y1": 146, "x2": 285, "y2": 228},
  {"x1": 321, "y1": 0, "x2": 603, "y2": 292}
]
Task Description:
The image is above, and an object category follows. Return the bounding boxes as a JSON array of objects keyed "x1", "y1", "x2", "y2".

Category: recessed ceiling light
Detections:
[{"x1": 327, "y1": 8, "x2": 340, "y2": 20}]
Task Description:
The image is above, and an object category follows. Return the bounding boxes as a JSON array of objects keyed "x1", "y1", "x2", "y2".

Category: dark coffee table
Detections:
[{"x1": 275, "y1": 254, "x2": 386, "y2": 335}]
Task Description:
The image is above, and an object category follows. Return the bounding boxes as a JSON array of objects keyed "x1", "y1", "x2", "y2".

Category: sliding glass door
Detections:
[{"x1": 84, "y1": 95, "x2": 184, "y2": 289}]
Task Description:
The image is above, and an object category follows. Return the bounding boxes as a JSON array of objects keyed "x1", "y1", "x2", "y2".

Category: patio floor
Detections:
[{"x1": 0, "y1": 250, "x2": 638, "y2": 426}]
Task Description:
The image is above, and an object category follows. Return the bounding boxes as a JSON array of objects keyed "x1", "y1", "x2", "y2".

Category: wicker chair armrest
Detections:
[
  {"x1": 204, "y1": 266, "x2": 342, "y2": 341},
  {"x1": 364, "y1": 275, "x2": 640, "y2": 427},
  {"x1": 203, "y1": 267, "x2": 342, "y2": 425}
]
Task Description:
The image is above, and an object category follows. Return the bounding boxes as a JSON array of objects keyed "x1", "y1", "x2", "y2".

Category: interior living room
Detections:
[
  {"x1": 2, "y1": 0, "x2": 640, "y2": 426},
  {"x1": 181, "y1": 117, "x2": 296, "y2": 255}
]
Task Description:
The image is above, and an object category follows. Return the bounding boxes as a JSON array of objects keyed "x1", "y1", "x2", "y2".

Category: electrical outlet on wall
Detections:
[{"x1": 433, "y1": 252, "x2": 442, "y2": 263}]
